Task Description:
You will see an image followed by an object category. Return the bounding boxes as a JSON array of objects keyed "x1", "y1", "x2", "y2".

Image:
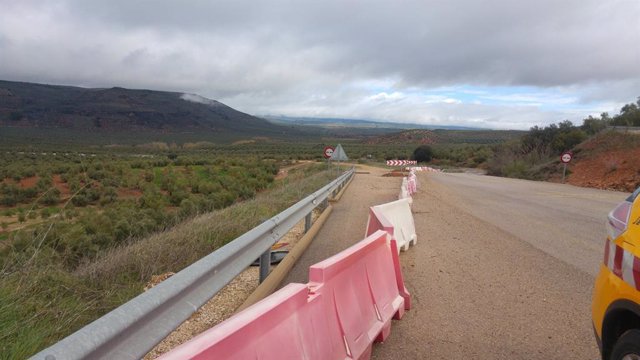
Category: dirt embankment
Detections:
[{"x1": 567, "y1": 132, "x2": 640, "y2": 192}]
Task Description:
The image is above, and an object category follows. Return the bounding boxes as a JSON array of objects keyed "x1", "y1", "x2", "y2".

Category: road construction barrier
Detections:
[
  {"x1": 407, "y1": 176, "x2": 417, "y2": 195},
  {"x1": 158, "y1": 284, "x2": 317, "y2": 360},
  {"x1": 364, "y1": 207, "x2": 412, "y2": 310},
  {"x1": 407, "y1": 166, "x2": 441, "y2": 172},
  {"x1": 409, "y1": 170, "x2": 418, "y2": 186},
  {"x1": 366, "y1": 198, "x2": 417, "y2": 252},
  {"x1": 398, "y1": 177, "x2": 412, "y2": 204},
  {"x1": 308, "y1": 230, "x2": 406, "y2": 358},
  {"x1": 158, "y1": 230, "x2": 407, "y2": 360}
]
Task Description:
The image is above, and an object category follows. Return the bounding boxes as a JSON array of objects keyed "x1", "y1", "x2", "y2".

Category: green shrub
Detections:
[{"x1": 40, "y1": 189, "x2": 61, "y2": 206}]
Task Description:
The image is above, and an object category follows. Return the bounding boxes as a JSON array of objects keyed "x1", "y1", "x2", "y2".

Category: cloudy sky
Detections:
[{"x1": 0, "y1": 0, "x2": 638, "y2": 129}]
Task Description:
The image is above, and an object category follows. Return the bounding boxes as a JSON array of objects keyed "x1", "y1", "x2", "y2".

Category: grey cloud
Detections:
[
  {"x1": 14, "y1": 0, "x2": 639, "y2": 87},
  {"x1": 0, "y1": 0, "x2": 638, "y2": 129}
]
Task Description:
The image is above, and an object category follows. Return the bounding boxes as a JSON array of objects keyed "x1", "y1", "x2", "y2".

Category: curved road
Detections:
[{"x1": 373, "y1": 172, "x2": 628, "y2": 359}]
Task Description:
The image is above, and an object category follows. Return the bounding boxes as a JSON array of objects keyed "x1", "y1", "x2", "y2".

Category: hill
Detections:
[
  {"x1": 263, "y1": 115, "x2": 480, "y2": 131},
  {"x1": 567, "y1": 131, "x2": 640, "y2": 191},
  {"x1": 0, "y1": 80, "x2": 293, "y2": 141},
  {"x1": 365, "y1": 129, "x2": 525, "y2": 145}
]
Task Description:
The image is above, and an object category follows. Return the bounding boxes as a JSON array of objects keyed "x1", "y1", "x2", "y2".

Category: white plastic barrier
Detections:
[
  {"x1": 398, "y1": 177, "x2": 412, "y2": 204},
  {"x1": 366, "y1": 198, "x2": 417, "y2": 252},
  {"x1": 407, "y1": 166, "x2": 441, "y2": 172},
  {"x1": 409, "y1": 170, "x2": 418, "y2": 186},
  {"x1": 407, "y1": 175, "x2": 417, "y2": 195}
]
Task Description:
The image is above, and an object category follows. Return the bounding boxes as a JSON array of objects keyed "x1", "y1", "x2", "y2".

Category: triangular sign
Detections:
[{"x1": 330, "y1": 144, "x2": 349, "y2": 161}]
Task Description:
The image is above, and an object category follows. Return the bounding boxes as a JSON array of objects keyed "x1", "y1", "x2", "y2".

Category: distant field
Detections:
[{"x1": 0, "y1": 123, "x2": 524, "y2": 147}]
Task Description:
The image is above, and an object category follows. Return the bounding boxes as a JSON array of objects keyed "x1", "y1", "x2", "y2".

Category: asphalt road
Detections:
[
  {"x1": 428, "y1": 172, "x2": 628, "y2": 276},
  {"x1": 372, "y1": 172, "x2": 630, "y2": 359}
]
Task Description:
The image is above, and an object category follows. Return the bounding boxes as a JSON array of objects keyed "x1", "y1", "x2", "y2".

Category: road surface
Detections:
[
  {"x1": 428, "y1": 172, "x2": 628, "y2": 277},
  {"x1": 372, "y1": 172, "x2": 628, "y2": 359}
]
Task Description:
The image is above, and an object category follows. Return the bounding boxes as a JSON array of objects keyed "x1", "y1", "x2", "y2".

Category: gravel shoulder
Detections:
[{"x1": 372, "y1": 173, "x2": 600, "y2": 359}]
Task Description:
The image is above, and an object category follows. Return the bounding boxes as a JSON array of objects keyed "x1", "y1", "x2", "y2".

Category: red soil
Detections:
[
  {"x1": 568, "y1": 148, "x2": 640, "y2": 192},
  {"x1": 52, "y1": 175, "x2": 71, "y2": 197},
  {"x1": 19, "y1": 176, "x2": 39, "y2": 188},
  {"x1": 117, "y1": 188, "x2": 144, "y2": 198}
]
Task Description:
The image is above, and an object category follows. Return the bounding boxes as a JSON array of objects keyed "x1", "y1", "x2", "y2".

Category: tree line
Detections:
[{"x1": 487, "y1": 97, "x2": 640, "y2": 179}]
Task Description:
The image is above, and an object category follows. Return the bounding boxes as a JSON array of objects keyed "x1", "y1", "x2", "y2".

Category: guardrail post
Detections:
[
  {"x1": 304, "y1": 212, "x2": 312, "y2": 233},
  {"x1": 259, "y1": 249, "x2": 271, "y2": 283}
]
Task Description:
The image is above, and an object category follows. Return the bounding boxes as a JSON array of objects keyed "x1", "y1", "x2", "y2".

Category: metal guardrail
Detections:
[
  {"x1": 607, "y1": 125, "x2": 640, "y2": 133},
  {"x1": 32, "y1": 168, "x2": 355, "y2": 360}
]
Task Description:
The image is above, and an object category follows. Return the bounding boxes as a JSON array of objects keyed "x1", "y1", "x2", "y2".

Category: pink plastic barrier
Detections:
[
  {"x1": 157, "y1": 283, "x2": 343, "y2": 360},
  {"x1": 407, "y1": 177, "x2": 417, "y2": 195},
  {"x1": 365, "y1": 205, "x2": 412, "y2": 310},
  {"x1": 159, "y1": 230, "x2": 408, "y2": 360},
  {"x1": 410, "y1": 171, "x2": 419, "y2": 187},
  {"x1": 307, "y1": 230, "x2": 405, "y2": 358},
  {"x1": 407, "y1": 166, "x2": 441, "y2": 172}
]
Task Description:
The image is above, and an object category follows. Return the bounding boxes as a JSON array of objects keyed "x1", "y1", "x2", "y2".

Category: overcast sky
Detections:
[{"x1": 0, "y1": 0, "x2": 638, "y2": 129}]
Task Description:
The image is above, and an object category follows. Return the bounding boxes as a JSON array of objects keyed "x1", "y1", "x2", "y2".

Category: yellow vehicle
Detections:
[{"x1": 593, "y1": 187, "x2": 640, "y2": 360}]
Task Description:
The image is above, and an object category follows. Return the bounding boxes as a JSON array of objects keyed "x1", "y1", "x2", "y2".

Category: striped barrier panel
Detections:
[
  {"x1": 158, "y1": 230, "x2": 407, "y2": 360},
  {"x1": 604, "y1": 238, "x2": 640, "y2": 290},
  {"x1": 366, "y1": 198, "x2": 417, "y2": 252}
]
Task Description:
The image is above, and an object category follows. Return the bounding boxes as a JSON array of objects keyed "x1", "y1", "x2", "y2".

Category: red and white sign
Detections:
[
  {"x1": 386, "y1": 160, "x2": 417, "y2": 166},
  {"x1": 323, "y1": 146, "x2": 335, "y2": 159},
  {"x1": 560, "y1": 151, "x2": 573, "y2": 164}
]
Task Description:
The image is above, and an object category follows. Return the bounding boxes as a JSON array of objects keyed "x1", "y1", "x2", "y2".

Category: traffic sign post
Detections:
[
  {"x1": 323, "y1": 146, "x2": 335, "y2": 172},
  {"x1": 560, "y1": 151, "x2": 573, "y2": 183},
  {"x1": 328, "y1": 144, "x2": 348, "y2": 176},
  {"x1": 323, "y1": 146, "x2": 335, "y2": 159}
]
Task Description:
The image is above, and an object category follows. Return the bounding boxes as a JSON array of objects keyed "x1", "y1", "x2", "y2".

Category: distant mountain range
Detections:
[
  {"x1": 0, "y1": 80, "x2": 291, "y2": 137},
  {"x1": 262, "y1": 115, "x2": 483, "y2": 131},
  {"x1": 0, "y1": 80, "x2": 495, "y2": 146}
]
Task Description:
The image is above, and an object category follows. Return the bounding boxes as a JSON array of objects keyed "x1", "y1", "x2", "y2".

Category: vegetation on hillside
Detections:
[
  {"x1": 0, "y1": 158, "x2": 336, "y2": 359},
  {"x1": 609, "y1": 98, "x2": 640, "y2": 127},
  {"x1": 566, "y1": 131, "x2": 640, "y2": 191},
  {"x1": 486, "y1": 97, "x2": 640, "y2": 180},
  {"x1": 0, "y1": 153, "x2": 278, "y2": 270}
]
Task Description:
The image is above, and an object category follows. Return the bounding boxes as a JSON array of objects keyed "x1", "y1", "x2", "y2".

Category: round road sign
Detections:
[
  {"x1": 560, "y1": 151, "x2": 573, "y2": 164},
  {"x1": 323, "y1": 146, "x2": 335, "y2": 159}
]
